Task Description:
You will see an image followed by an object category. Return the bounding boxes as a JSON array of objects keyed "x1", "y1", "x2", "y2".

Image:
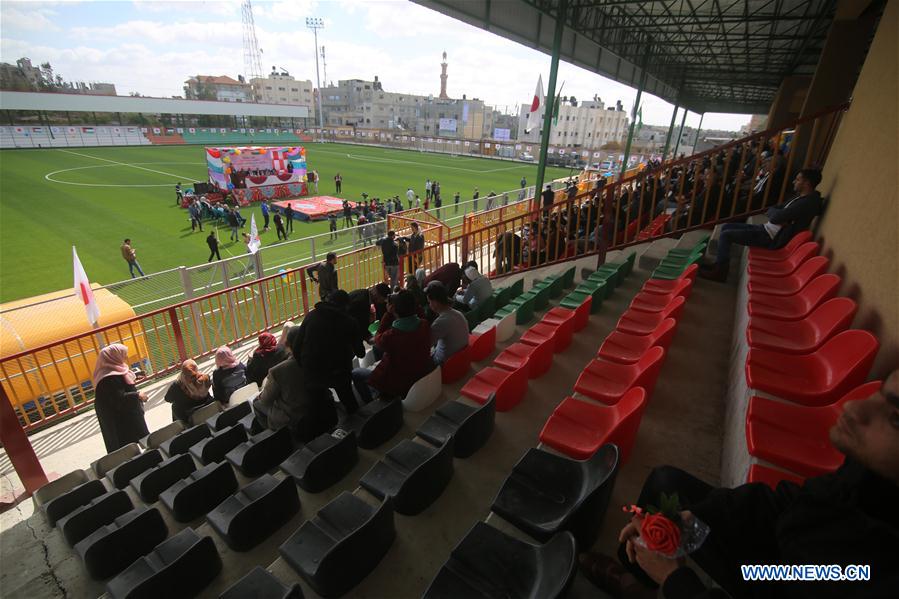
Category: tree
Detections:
[{"x1": 600, "y1": 141, "x2": 623, "y2": 150}]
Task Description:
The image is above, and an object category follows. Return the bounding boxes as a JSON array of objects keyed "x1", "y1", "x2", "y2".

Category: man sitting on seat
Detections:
[
  {"x1": 454, "y1": 263, "x2": 493, "y2": 312},
  {"x1": 426, "y1": 282, "x2": 469, "y2": 365},
  {"x1": 351, "y1": 290, "x2": 433, "y2": 403},
  {"x1": 580, "y1": 369, "x2": 899, "y2": 598},
  {"x1": 700, "y1": 168, "x2": 822, "y2": 282}
]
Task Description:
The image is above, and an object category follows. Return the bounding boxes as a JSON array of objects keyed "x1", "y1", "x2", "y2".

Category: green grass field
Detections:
[{"x1": 0, "y1": 143, "x2": 573, "y2": 303}]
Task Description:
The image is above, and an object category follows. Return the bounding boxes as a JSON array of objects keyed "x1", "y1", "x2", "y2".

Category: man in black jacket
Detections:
[
  {"x1": 581, "y1": 369, "x2": 899, "y2": 598},
  {"x1": 377, "y1": 230, "x2": 400, "y2": 288},
  {"x1": 700, "y1": 168, "x2": 822, "y2": 282},
  {"x1": 306, "y1": 252, "x2": 339, "y2": 300},
  {"x1": 292, "y1": 290, "x2": 365, "y2": 414}
]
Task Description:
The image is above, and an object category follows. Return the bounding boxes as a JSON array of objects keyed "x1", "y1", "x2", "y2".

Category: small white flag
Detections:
[
  {"x1": 248, "y1": 215, "x2": 261, "y2": 254},
  {"x1": 525, "y1": 75, "x2": 544, "y2": 134},
  {"x1": 73, "y1": 247, "x2": 100, "y2": 326}
]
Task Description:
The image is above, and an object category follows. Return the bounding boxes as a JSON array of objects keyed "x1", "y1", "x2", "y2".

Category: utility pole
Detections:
[{"x1": 306, "y1": 17, "x2": 326, "y2": 142}]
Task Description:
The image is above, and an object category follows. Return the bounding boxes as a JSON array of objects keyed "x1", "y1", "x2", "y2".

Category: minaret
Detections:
[{"x1": 439, "y1": 51, "x2": 449, "y2": 99}]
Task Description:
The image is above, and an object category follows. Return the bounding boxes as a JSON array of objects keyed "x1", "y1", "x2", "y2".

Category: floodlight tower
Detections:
[
  {"x1": 306, "y1": 17, "x2": 326, "y2": 142},
  {"x1": 241, "y1": 0, "x2": 265, "y2": 100}
]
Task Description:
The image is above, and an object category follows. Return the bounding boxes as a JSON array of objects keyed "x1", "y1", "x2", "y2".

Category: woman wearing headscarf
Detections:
[
  {"x1": 246, "y1": 332, "x2": 289, "y2": 387},
  {"x1": 93, "y1": 344, "x2": 149, "y2": 452},
  {"x1": 276, "y1": 321, "x2": 296, "y2": 351},
  {"x1": 164, "y1": 359, "x2": 213, "y2": 424},
  {"x1": 212, "y1": 346, "x2": 247, "y2": 404}
]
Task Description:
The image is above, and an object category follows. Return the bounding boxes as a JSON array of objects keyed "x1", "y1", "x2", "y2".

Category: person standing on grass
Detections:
[
  {"x1": 175, "y1": 182, "x2": 183, "y2": 206},
  {"x1": 406, "y1": 187, "x2": 414, "y2": 210},
  {"x1": 261, "y1": 200, "x2": 270, "y2": 231},
  {"x1": 328, "y1": 212, "x2": 338, "y2": 241},
  {"x1": 207, "y1": 231, "x2": 222, "y2": 262},
  {"x1": 334, "y1": 172, "x2": 342, "y2": 194},
  {"x1": 472, "y1": 187, "x2": 480, "y2": 211},
  {"x1": 121, "y1": 238, "x2": 145, "y2": 278},
  {"x1": 425, "y1": 178, "x2": 432, "y2": 201},
  {"x1": 415, "y1": 195, "x2": 421, "y2": 209},
  {"x1": 227, "y1": 208, "x2": 240, "y2": 242},
  {"x1": 189, "y1": 200, "x2": 203, "y2": 232},
  {"x1": 454, "y1": 191, "x2": 461, "y2": 213},
  {"x1": 343, "y1": 199, "x2": 353, "y2": 227},
  {"x1": 313, "y1": 169, "x2": 320, "y2": 194},
  {"x1": 274, "y1": 211, "x2": 287, "y2": 240},
  {"x1": 435, "y1": 189, "x2": 443, "y2": 218},
  {"x1": 285, "y1": 203, "x2": 294, "y2": 233}
]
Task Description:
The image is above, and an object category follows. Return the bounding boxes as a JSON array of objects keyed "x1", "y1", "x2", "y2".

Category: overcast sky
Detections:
[{"x1": 2, "y1": 0, "x2": 752, "y2": 131}]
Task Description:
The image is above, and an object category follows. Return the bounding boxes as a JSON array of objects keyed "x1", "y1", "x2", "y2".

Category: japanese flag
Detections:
[
  {"x1": 73, "y1": 247, "x2": 100, "y2": 326},
  {"x1": 248, "y1": 215, "x2": 261, "y2": 254},
  {"x1": 525, "y1": 75, "x2": 544, "y2": 134}
]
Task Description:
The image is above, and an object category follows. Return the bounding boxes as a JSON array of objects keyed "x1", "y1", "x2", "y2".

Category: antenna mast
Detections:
[{"x1": 241, "y1": 0, "x2": 264, "y2": 94}]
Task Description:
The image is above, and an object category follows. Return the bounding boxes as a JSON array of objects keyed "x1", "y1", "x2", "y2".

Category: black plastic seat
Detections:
[
  {"x1": 159, "y1": 423, "x2": 211, "y2": 457},
  {"x1": 225, "y1": 427, "x2": 294, "y2": 478},
  {"x1": 75, "y1": 506, "x2": 168, "y2": 580},
  {"x1": 422, "y1": 522, "x2": 577, "y2": 599},
  {"x1": 359, "y1": 437, "x2": 454, "y2": 516},
  {"x1": 43, "y1": 479, "x2": 107, "y2": 527},
  {"x1": 279, "y1": 493, "x2": 395, "y2": 597},
  {"x1": 105, "y1": 527, "x2": 221, "y2": 599},
  {"x1": 206, "y1": 474, "x2": 300, "y2": 551},
  {"x1": 107, "y1": 449, "x2": 163, "y2": 490},
  {"x1": 279, "y1": 430, "x2": 359, "y2": 493},
  {"x1": 188, "y1": 424, "x2": 247, "y2": 465},
  {"x1": 342, "y1": 398, "x2": 403, "y2": 449},
  {"x1": 416, "y1": 394, "x2": 496, "y2": 458},
  {"x1": 206, "y1": 401, "x2": 252, "y2": 432},
  {"x1": 491, "y1": 444, "x2": 619, "y2": 547},
  {"x1": 220, "y1": 567, "x2": 303, "y2": 599},
  {"x1": 239, "y1": 412, "x2": 264, "y2": 435},
  {"x1": 57, "y1": 489, "x2": 133, "y2": 546},
  {"x1": 129, "y1": 453, "x2": 196, "y2": 504},
  {"x1": 159, "y1": 462, "x2": 238, "y2": 522}
]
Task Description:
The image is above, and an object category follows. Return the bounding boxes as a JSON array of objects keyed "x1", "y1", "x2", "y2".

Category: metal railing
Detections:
[{"x1": 0, "y1": 104, "x2": 848, "y2": 431}]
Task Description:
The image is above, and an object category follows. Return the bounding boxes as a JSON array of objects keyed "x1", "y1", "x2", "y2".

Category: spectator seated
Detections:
[
  {"x1": 747, "y1": 256, "x2": 830, "y2": 296},
  {"x1": 75, "y1": 506, "x2": 168, "y2": 580},
  {"x1": 160, "y1": 423, "x2": 211, "y2": 457},
  {"x1": 130, "y1": 453, "x2": 196, "y2": 503},
  {"x1": 58, "y1": 489, "x2": 133, "y2": 546},
  {"x1": 540, "y1": 388, "x2": 648, "y2": 462},
  {"x1": 360, "y1": 437, "x2": 455, "y2": 515},
  {"x1": 280, "y1": 430, "x2": 359, "y2": 493},
  {"x1": 597, "y1": 318, "x2": 677, "y2": 364},
  {"x1": 745, "y1": 330, "x2": 879, "y2": 407},
  {"x1": 220, "y1": 567, "x2": 303, "y2": 599},
  {"x1": 343, "y1": 397, "x2": 404, "y2": 449},
  {"x1": 43, "y1": 479, "x2": 106, "y2": 527},
  {"x1": 189, "y1": 424, "x2": 248, "y2": 465},
  {"x1": 748, "y1": 273, "x2": 841, "y2": 320},
  {"x1": 206, "y1": 475, "x2": 300, "y2": 551},
  {"x1": 206, "y1": 401, "x2": 252, "y2": 432},
  {"x1": 747, "y1": 297, "x2": 857, "y2": 354},
  {"x1": 105, "y1": 528, "x2": 221, "y2": 599},
  {"x1": 416, "y1": 395, "x2": 496, "y2": 458},
  {"x1": 225, "y1": 427, "x2": 294, "y2": 477},
  {"x1": 279, "y1": 493, "x2": 395, "y2": 597},
  {"x1": 422, "y1": 522, "x2": 577, "y2": 599},
  {"x1": 491, "y1": 444, "x2": 619, "y2": 548},
  {"x1": 159, "y1": 461, "x2": 238, "y2": 522},
  {"x1": 107, "y1": 449, "x2": 163, "y2": 489},
  {"x1": 574, "y1": 347, "x2": 666, "y2": 405}
]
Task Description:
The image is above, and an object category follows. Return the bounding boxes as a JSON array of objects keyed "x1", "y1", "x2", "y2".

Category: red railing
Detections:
[{"x1": 0, "y1": 103, "x2": 849, "y2": 433}]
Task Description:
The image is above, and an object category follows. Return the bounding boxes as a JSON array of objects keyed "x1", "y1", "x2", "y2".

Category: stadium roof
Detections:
[{"x1": 412, "y1": 0, "x2": 841, "y2": 114}]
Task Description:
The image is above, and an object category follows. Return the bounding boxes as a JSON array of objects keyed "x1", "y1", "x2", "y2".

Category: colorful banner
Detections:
[{"x1": 82, "y1": 127, "x2": 94, "y2": 134}]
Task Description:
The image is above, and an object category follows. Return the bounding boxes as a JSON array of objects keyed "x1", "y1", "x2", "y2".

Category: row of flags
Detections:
[{"x1": 524, "y1": 76, "x2": 642, "y2": 134}]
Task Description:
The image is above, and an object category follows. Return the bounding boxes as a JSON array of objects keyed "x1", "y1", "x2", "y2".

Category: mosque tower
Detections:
[{"x1": 439, "y1": 51, "x2": 449, "y2": 99}]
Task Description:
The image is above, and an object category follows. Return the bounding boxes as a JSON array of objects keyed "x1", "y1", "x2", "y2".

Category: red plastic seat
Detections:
[
  {"x1": 597, "y1": 318, "x2": 678, "y2": 364},
  {"x1": 573, "y1": 346, "x2": 666, "y2": 405},
  {"x1": 539, "y1": 388, "x2": 648, "y2": 462},
  {"x1": 748, "y1": 256, "x2": 829, "y2": 295},
  {"x1": 541, "y1": 307, "x2": 577, "y2": 346},
  {"x1": 460, "y1": 365, "x2": 528, "y2": 412},
  {"x1": 494, "y1": 340, "x2": 553, "y2": 379},
  {"x1": 440, "y1": 345, "x2": 471, "y2": 384},
  {"x1": 521, "y1": 322, "x2": 569, "y2": 353},
  {"x1": 570, "y1": 296, "x2": 592, "y2": 331},
  {"x1": 746, "y1": 464, "x2": 805, "y2": 489},
  {"x1": 616, "y1": 296, "x2": 685, "y2": 336},
  {"x1": 629, "y1": 279, "x2": 693, "y2": 313},
  {"x1": 745, "y1": 330, "x2": 879, "y2": 407},
  {"x1": 468, "y1": 326, "x2": 497, "y2": 362},
  {"x1": 747, "y1": 274, "x2": 840, "y2": 321},
  {"x1": 745, "y1": 382, "x2": 882, "y2": 478},
  {"x1": 747, "y1": 297, "x2": 857, "y2": 354},
  {"x1": 747, "y1": 242, "x2": 818, "y2": 277},
  {"x1": 748, "y1": 231, "x2": 812, "y2": 264},
  {"x1": 642, "y1": 264, "x2": 698, "y2": 296}
]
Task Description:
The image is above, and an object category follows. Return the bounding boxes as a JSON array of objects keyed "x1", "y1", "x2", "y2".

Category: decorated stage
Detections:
[
  {"x1": 272, "y1": 196, "x2": 355, "y2": 221},
  {"x1": 206, "y1": 145, "x2": 309, "y2": 204}
]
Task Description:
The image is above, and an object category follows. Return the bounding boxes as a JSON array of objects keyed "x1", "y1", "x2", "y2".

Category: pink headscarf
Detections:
[
  {"x1": 92, "y1": 343, "x2": 135, "y2": 387},
  {"x1": 215, "y1": 346, "x2": 240, "y2": 369}
]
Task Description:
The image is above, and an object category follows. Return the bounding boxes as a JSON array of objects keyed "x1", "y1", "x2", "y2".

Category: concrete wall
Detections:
[{"x1": 816, "y1": 0, "x2": 898, "y2": 378}]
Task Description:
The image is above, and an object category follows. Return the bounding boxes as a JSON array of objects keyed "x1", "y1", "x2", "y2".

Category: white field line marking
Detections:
[
  {"x1": 44, "y1": 162, "x2": 205, "y2": 188},
  {"x1": 57, "y1": 149, "x2": 198, "y2": 181}
]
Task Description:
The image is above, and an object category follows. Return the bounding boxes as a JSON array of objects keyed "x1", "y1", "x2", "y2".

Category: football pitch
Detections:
[{"x1": 0, "y1": 143, "x2": 574, "y2": 303}]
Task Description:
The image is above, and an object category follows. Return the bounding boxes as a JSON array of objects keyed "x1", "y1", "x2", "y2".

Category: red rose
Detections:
[{"x1": 640, "y1": 513, "x2": 682, "y2": 555}]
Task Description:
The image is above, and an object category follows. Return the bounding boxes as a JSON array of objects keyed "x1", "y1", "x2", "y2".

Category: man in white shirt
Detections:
[
  {"x1": 426, "y1": 282, "x2": 469, "y2": 365},
  {"x1": 454, "y1": 263, "x2": 493, "y2": 312},
  {"x1": 406, "y1": 187, "x2": 415, "y2": 210}
]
